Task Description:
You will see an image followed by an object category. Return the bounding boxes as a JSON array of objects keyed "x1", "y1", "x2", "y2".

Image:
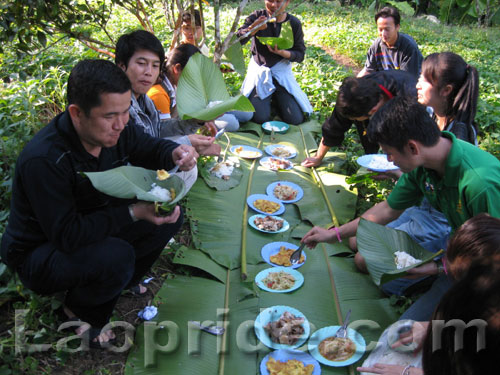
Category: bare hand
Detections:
[
  {"x1": 391, "y1": 321, "x2": 429, "y2": 354},
  {"x1": 357, "y1": 363, "x2": 422, "y2": 375},
  {"x1": 132, "y1": 203, "x2": 181, "y2": 225},
  {"x1": 267, "y1": 44, "x2": 289, "y2": 58},
  {"x1": 188, "y1": 134, "x2": 221, "y2": 156},
  {"x1": 302, "y1": 226, "x2": 335, "y2": 248},
  {"x1": 369, "y1": 169, "x2": 402, "y2": 181},
  {"x1": 172, "y1": 144, "x2": 198, "y2": 171},
  {"x1": 404, "y1": 261, "x2": 438, "y2": 279},
  {"x1": 301, "y1": 157, "x2": 322, "y2": 168},
  {"x1": 250, "y1": 15, "x2": 268, "y2": 34}
]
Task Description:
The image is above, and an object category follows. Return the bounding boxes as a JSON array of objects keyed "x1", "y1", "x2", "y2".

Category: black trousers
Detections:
[
  {"x1": 249, "y1": 80, "x2": 305, "y2": 125},
  {"x1": 17, "y1": 214, "x2": 183, "y2": 328}
]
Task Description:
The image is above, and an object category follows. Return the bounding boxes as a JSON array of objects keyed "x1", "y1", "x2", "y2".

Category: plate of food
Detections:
[
  {"x1": 255, "y1": 267, "x2": 304, "y2": 293},
  {"x1": 260, "y1": 157, "x2": 293, "y2": 171},
  {"x1": 307, "y1": 326, "x2": 366, "y2": 367},
  {"x1": 356, "y1": 154, "x2": 399, "y2": 172},
  {"x1": 255, "y1": 306, "x2": 310, "y2": 350},
  {"x1": 249, "y1": 215, "x2": 290, "y2": 234},
  {"x1": 261, "y1": 241, "x2": 306, "y2": 268},
  {"x1": 231, "y1": 145, "x2": 263, "y2": 159},
  {"x1": 266, "y1": 181, "x2": 304, "y2": 204},
  {"x1": 262, "y1": 121, "x2": 290, "y2": 134},
  {"x1": 265, "y1": 144, "x2": 297, "y2": 159},
  {"x1": 247, "y1": 194, "x2": 285, "y2": 216},
  {"x1": 260, "y1": 349, "x2": 321, "y2": 375}
]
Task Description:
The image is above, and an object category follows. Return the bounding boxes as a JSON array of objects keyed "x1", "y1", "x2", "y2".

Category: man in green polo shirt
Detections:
[{"x1": 302, "y1": 96, "x2": 500, "y2": 320}]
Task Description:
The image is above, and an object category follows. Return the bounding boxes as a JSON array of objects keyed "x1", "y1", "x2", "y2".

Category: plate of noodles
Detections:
[
  {"x1": 260, "y1": 349, "x2": 321, "y2": 375},
  {"x1": 266, "y1": 181, "x2": 303, "y2": 204},
  {"x1": 307, "y1": 325, "x2": 366, "y2": 367},
  {"x1": 265, "y1": 144, "x2": 297, "y2": 159},
  {"x1": 255, "y1": 266, "x2": 304, "y2": 293}
]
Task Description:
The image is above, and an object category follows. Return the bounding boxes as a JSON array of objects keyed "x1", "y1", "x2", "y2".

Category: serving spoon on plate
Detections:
[{"x1": 290, "y1": 242, "x2": 306, "y2": 265}]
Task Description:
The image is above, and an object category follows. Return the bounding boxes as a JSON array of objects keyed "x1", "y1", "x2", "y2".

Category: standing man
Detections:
[
  {"x1": 302, "y1": 96, "x2": 500, "y2": 320},
  {"x1": 0, "y1": 59, "x2": 198, "y2": 347},
  {"x1": 357, "y1": 6, "x2": 422, "y2": 78}
]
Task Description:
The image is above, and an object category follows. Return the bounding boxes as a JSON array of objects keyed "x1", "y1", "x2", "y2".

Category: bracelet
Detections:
[
  {"x1": 328, "y1": 226, "x2": 342, "y2": 242},
  {"x1": 441, "y1": 257, "x2": 448, "y2": 275},
  {"x1": 128, "y1": 204, "x2": 138, "y2": 222},
  {"x1": 402, "y1": 364, "x2": 414, "y2": 375}
]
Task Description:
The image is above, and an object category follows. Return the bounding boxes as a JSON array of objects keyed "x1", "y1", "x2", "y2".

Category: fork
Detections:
[
  {"x1": 290, "y1": 242, "x2": 306, "y2": 265},
  {"x1": 334, "y1": 309, "x2": 351, "y2": 338}
]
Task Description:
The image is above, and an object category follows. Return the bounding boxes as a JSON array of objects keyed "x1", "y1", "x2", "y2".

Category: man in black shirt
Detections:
[
  {"x1": 302, "y1": 70, "x2": 417, "y2": 167},
  {"x1": 0, "y1": 59, "x2": 197, "y2": 347},
  {"x1": 357, "y1": 6, "x2": 422, "y2": 79}
]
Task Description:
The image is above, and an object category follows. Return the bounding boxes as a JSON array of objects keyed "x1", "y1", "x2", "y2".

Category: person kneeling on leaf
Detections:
[
  {"x1": 0, "y1": 60, "x2": 198, "y2": 348},
  {"x1": 301, "y1": 95, "x2": 500, "y2": 321}
]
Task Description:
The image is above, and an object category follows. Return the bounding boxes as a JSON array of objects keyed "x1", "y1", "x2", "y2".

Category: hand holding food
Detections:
[
  {"x1": 172, "y1": 144, "x2": 198, "y2": 171},
  {"x1": 131, "y1": 203, "x2": 181, "y2": 225}
]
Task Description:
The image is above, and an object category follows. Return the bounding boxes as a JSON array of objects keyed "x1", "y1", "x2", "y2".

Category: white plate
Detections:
[
  {"x1": 260, "y1": 349, "x2": 321, "y2": 375},
  {"x1": 266, "y1": 181, "x2": 304, "y2": 204},
  {"x1": 259, "y1": 157, "x2": 293, "y2": 171},
  {"x1": 247, "y1": 194, "x2": 285, "y2": 216},
  {"x1": 265, "y1": 144, "x2": 297, "y2": 159},
  {"x1": 255, "y1": 266, "x2": 304, "y2": 293},
  {"x1": 254, "y1": 305, "x2": 310, "y2": 350},
  {"x1": 230, "y1": 145, "x2": 263, "y2": 159},
  {"x1": 356, "y1": 154, "x2": 399, "y2": 172},
  {"x1": 308, "y1": 326, "x2": 366, "y2": 367}
]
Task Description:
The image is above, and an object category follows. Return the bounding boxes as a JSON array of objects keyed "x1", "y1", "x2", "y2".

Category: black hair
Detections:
[
  {"x1": 115, "y1": 30, "x2": 165, "y2": 70},
  {"x1": 422, "y1": 263, "x2": 500, "y2": 375},
  {"x1": 182, "y1": 9, "x2": 202, "y2": 27},
  {"x1": 368, "y1": 95, "x2": 440, "y2": 152},
  {"x1": 164, "y1": 43, "x2": 200, "y2": 81},
  {"x1": 336, "y1": 76, "x2": 383, "y2": 119},
  {"x1": 67, "y1": 59, "x2": 131, "y2": 116},
  {"x1": 375, "y1": 6, "x2": 401, "y2": 26},
  {"x1": 421, "y1": 52, "x2": 479, "y2": 131}
]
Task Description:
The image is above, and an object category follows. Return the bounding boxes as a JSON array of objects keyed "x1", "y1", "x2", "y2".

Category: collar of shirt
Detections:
[{"x1": 55, "y1": 110, "x2": 97, "y2": 162}]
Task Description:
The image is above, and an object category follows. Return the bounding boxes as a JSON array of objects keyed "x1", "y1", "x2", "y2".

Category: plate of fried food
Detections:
[
  {"x1": 266, "y1": 181, "x2": 303, "y2": 204},
  {"x1": 265, "y1": 144, "x2": 297, "y2": 159},
  {"x1": 261, "y1": 242, "x2": 306, "y2": 269},
  {"x1": 255, "y1": 266, "x2": 304, "y2": 294},
  {"x1": 260, "y1": 157, "x2": 293, "y2": 171},
  {"x1": 247, "y1": 194, "x2": 285, "y2": 216},
  {"x1": 230, "y1": 145, "x2": 263, "y2": 159},
  {"x1": 260, "y1": 349, "x2": 321, "y2": 375},
  {"x1": 307, "y1": 325, "x2": 366, "y2": 367},
  {"x1": 255, "y1": 306, "x2": 310, "y2": 350},
  {"x1": 250, "y1": 215, "x2": 290, "y2": 234}
]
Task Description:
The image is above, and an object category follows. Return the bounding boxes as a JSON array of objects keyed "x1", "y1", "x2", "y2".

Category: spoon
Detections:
[
  {"x1": 188, "y1": 321, "x2": 225, "y2": 335},
  {"x1": 290, "y1": 242, "x2": 306, "y2": 265}
]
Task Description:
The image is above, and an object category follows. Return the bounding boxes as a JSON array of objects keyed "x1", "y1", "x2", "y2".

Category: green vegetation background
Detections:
[{"x1": 0, "y1": 1, "x2": 499, "y2": 373}]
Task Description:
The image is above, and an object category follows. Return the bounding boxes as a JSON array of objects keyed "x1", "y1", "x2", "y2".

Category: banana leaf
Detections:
[
  {"x1": 356, "y1": 218, "x2": 445, "y2": 286},
  {"x1": 198, "y1": 156, "x2": 244, "y2": 191},
  {"x1": 83, "y1": 166, "x2": 186, "y2": 208},
  {"x1": 176, "y1": 53, "x2": 254, "y2": 121},
  {"x1": 222, "y1": 35, "x2": 246, "y2": 76},
  {"x1": 257, "y1": 21, "x2": 294, "y2": 50}
]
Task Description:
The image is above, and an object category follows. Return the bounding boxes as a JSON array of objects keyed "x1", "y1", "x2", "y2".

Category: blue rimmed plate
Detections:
[
  {"x1": 260, "y1": 349, "x2": 321, "y2": 375},
  {"x1": 254, "y1": 306, "x2": 310, "y2": 350},
  {"x1": 249, "y1": 215, "x2": 289, "y2": 234},
  {"x1": 262, "y1": 121, "x2": 289, "y2": 134},
  {"x1": 230, "y1": 145, "x2": 263, "y2": 159},
  {"x1": 259, "y1": 157, "x2": 293, "y2": 171},
  {"x1": 265, "y1": 144, "x2": 297, "y2": 159},
  {"x1": 307, "y1": 326, "x2": 366, "y2": 367},
  {"x1": 255, "y1": 267, "x2": 304, "y2": 293},
  {"x1": 247, "y1": 194, "x2": 285, "y2": 216},
  {"x1": 261, "y1": 241, "x2": 306, "y2": 269},
  {"x1": 356, "y1": 154, "x2": 399, "y2": 172},
  {"x1": 266, "y1": 181, "x2": 304, "y2": 204}
]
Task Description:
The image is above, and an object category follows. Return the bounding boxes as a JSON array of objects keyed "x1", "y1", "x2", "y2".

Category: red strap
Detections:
[{"x1": 378, "y1": 84, "x2": 394, "y2": 99}]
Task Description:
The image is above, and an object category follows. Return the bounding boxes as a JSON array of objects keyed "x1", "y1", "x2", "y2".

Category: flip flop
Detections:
[{"x1": 124, "y1": 283, "x2": 148, "y2": 297}]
